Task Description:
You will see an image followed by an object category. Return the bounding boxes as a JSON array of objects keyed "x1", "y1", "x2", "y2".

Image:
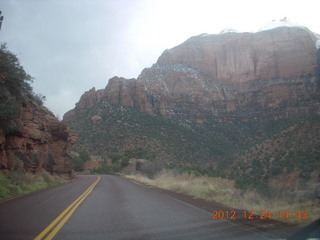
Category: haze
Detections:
[{"x1": 1, "y1": 0, "x2": 319, "y2": 118}]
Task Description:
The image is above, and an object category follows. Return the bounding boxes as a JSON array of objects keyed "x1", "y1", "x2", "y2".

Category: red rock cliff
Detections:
[
  {"x1": 64, "y1": 27, "x2": 320, "y2": 122},
  {"x1": 0, "y1": 102, "x2": 76, "y2": 175},
  {"x1": 157, "y1": 27, "x2": 317, "y2": 83}
]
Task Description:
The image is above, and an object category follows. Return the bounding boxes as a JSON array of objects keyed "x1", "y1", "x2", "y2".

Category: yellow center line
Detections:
[{"x1": 34, "y1": 176, "x2": 101, "y2": 240}]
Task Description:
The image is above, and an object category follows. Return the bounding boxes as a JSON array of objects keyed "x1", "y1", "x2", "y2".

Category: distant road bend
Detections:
[{"x1": 0, "y1": 175, "x2": 284, "y2": 239}]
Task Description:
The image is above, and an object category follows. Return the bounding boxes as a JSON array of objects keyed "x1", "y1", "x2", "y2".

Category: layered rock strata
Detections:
[
  {"x1": 0, "y1": 102, "x2": 76, "y2": 175},
  {"x1": 64, "y1": 27, "x2": 320, "y2": 123}
]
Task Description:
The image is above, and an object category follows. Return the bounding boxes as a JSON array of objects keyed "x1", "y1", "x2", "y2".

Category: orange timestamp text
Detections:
[{"x1": 212, "y1": 210, "x2": 308, "y2": 220}]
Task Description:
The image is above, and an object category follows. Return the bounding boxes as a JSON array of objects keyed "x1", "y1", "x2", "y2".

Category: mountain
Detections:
[
  {"x1": 63, "y1": 24, "x2": 320, "y2": 184},
  {"x1": 65, "y1": 26, "x2": 319, "y2": 123},
  {"x1": 0, "y1": 45, "x2": 75, "y2": 176},
  {"x1": 257, "y1": 17, "x2": 307, "y2": 32}
]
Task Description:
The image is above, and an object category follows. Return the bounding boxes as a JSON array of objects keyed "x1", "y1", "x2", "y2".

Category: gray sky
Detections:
[{"x1": 1, "y1": 0, "x2": 319, "y2": 118}]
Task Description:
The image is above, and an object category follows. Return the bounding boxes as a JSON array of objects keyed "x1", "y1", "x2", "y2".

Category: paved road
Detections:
[{"x1": 0, "y1": 175, "x2": 277, "y2": 239}]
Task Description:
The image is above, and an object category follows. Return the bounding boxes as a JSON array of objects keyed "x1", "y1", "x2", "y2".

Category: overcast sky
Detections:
[{"x1": 1, "y1": 0, "x2": 319, "y2": 118}]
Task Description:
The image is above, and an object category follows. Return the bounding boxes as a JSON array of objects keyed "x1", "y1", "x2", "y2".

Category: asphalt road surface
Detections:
[{"x1": 0, "y1": 175, "x2": 283, "y2": 240}]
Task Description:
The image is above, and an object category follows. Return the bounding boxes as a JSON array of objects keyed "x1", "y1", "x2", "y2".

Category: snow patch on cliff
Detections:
[
  {"x1": 258, "y1": 17, "x2": 306, "y2": 32},
  {"x1": 220, "y1": 27, "x2": 238, "y2": 34},
  {"x1": 199, "y1": 33, "x2": 210, "y2": 37},
  {"x1": 142, "y1": 64, "x2": 199, "y2": 83},
  {"x1": 316, "y1": 40, "x2": 320, "y2": 49}
]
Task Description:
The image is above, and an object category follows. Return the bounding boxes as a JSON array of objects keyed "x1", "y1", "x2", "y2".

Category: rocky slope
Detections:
[
  {"x1": 65, "y1": 26, "x2": 320, "y2": 123},
  {"x1": 0, "y1": 45, "x2": 76, "y2": 176}
]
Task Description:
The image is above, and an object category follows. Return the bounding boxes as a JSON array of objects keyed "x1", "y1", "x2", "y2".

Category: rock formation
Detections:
[
  {"x1": 157, "y1": 27, "x2": 317, "y2": 83},
  {"x1": 64, "y1": 26, "x2": 320, "y2": 123},
  {"x1": 0, "y1": 44, "x2": 77, "y2": 176},
  {"x1": 62, "y1": 24, "x2": 320, "y2": 187},
  {"x1": 0, "y1": 102, "x2": 76, "y2": 176}
]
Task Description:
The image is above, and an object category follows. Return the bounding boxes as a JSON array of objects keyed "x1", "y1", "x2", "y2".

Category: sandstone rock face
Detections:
[
  {"x1": 104, "y1": 76, "x2": 153, "y2": 114},
  {"x1": 0, "y1": 103, "x2": 76, "y2": 175},
  {"x1": 64, "y1": 27, "x2": 320, "y2": 122},
  {"x1": 157, "y1": 27, "x2": 317, "y2": 83}
]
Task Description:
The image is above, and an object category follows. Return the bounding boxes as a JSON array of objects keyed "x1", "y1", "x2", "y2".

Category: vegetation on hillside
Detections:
[
  {"x1": 65, "y1": 101, "x2": 299, "y2": 166},
  {"x1": 65, "y1": 100, "x2": 319, "y2": 211},
  {"x1": 0, "y1": 44, "x2": 45, "y2": 134},
  {"x1": 230, "y1": 117, "x2": 320, "y2": 195},
  {"x1": 64, "y1": 100, "x2": 320, "y2": 179},
  {"x1": 67, "y1": 103, "x2": 227, "y2": 162}
]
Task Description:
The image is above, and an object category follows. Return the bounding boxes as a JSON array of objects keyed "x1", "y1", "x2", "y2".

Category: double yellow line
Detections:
[{"x1": 34, "y1": 176, "x2": 101, "y2": 240}]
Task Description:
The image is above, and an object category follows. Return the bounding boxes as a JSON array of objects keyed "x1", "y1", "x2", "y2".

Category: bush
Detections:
[
  {"x1": 91, "y1": 162, "x2": 114, "y2": 174},
  {"x1": 0, "y1": 97, "x2": 21, "y2": 134},
  {"x1": 140, "y1": 160, "x2": 164, "y2": 179},
  {"x1": 0, "y1": 173, "x2": 10, "y2": 199},
  {"x1": 234, "y1": 175, "x2": 251, "y2": 190},
  {"x1": 37, "y1": 170, "x2": 55, "y2": 183},
  {"x1": 234, "y1": 174, "x2": 269, "y2": 197},
  {"x1": 32, "y1": 93, "x2": 46, "y2": 106},
  {"x1": 72, "y1": 151, "x2": 90, "y2": 172},
  {"x1": 110, "y1": 154, "x2": 122, "y2": 164},
  {"x1": 120, "y1": 156, "x2": 130, "y2": 168}
]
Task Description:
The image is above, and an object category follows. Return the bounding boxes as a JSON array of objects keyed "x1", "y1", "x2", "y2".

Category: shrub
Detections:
[
  {"x1": 234, "y1": 174, "x2": 269, "y2": 197},
  {"x1": 120, "y1": 156, "x2": 130, "y2": 168},
  {"x1": 0, "y1": 98, "x2": 21, "y2": 134},
  {"x1": 37, "y1": 170, "x2": 55, "y2": 183},
  {"x1": 72, "y1": 151, "x2": 90, "y2": 172},
  {"x1": 0, "y1": 173, "x2": 10, "y2": 199},
  {"x1": 32, "y1": 93, "x2": 46, "y2": 106},
  {"x1": 91, "y1": 162, "x2": 114, "y2": 174},
  {"x1": 234, "y1": 175, "x2": 251, "y2": 190},
  {"x1": 140, "y1": 160, "x2": 164, "y2": 179},
  {"x1": 110, "y1": 154, "x2": 122, "y2": 164}
]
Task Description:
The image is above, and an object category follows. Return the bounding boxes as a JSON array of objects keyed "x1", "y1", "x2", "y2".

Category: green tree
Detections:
[
  {"x1": 0, "y1": 44, "x2": 34, "y2": 133},
  {"x1": 110, "y1": 154, "x2": 122, "y2": 164},
  {"x1": 0, "y1": 44, "x2": 33, "y2": 99},
  {"x1": 120, "y1": 156, "x2": 130, "y2": 168},
  {"x1": 72, "y1": 151, "x2": 90, "y2": 172}
]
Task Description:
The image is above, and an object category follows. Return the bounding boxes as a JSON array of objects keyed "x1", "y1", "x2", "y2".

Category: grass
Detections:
[
  {"x1": 127, "y1": 170, "x2": 320, "y2": 225},
  {"x1": 0, "y1": 170, "x2": 67, "y2": 201}
]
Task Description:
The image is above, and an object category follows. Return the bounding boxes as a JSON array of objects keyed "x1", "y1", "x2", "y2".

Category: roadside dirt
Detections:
[{"x1": 125, "y1": 176, "x2": 303, "y2": 239}]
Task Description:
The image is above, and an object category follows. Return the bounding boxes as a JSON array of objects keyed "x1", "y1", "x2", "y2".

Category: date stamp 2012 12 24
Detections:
[{"x1": 211, "y1": 210, "x2": 308, "y2": 220}]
